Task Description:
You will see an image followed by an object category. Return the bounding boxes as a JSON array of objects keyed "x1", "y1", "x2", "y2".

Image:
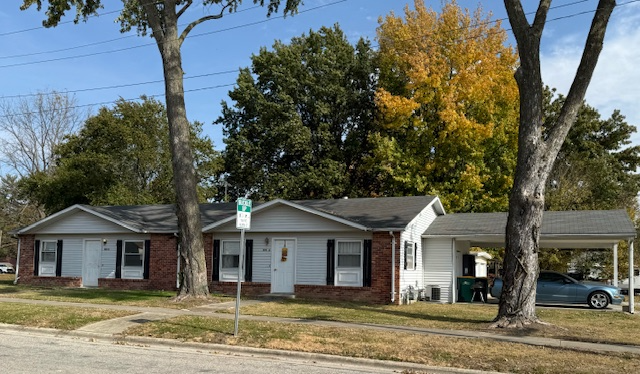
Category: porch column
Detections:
[
  {"x1": 629, "y1": 240, "x2": 635, "y2": 314},
  {"x1": 613, "y1": 243, "x2": 618, "y2": 287}
]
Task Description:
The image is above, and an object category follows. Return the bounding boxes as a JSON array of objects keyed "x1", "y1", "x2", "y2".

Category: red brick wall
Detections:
[
  {"x1": 16, "y1": 235, "x2": 35, "y2": 284},
  {"x1": 17, "y1": 231, "x2": 403, "y2": 305},
  {"x1": 146, "y1": 234, "x2": 178, "y2": 290},
  {"x1": 204, "y1": 233, "x2": 213, "y2": 283},
  {"x1": 210, "y1": 282, "x2": 271, "y2": 296}
]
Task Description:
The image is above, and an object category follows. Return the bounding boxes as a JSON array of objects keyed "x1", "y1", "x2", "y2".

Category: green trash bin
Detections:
[{"x1": 457, "y1": 276, "x2": 475, "y2": 302}]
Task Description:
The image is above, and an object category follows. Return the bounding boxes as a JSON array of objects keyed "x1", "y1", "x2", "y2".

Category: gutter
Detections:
[
  {"x1": 13, "y1": 237, "x2": 21, "y2": 284},
  {"x1": 390, "y1": 231, "x2": 396, "y2": 303}
]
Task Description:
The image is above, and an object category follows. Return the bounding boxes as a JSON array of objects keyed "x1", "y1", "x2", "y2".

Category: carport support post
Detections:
[
  {"x1": 629, "y1": 240, "x2": 635, "y2": 314},
  {"x1": 613, "y1": 243, "x2": 618, "y2": 287},
  {"x1": 234, "y1": 229, "x2": 245, "y2": 336}
]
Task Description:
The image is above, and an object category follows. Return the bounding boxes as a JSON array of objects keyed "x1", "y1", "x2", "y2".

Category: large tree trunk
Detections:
[
  {"x1": 154, "y1": 5, "x2": 209, "y2": 298},
  {"x1": 493, "y1": 0, "x2": 615, "y2": 328}
]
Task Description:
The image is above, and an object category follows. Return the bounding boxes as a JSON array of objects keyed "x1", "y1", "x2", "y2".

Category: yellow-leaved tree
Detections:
[{"x1": 373, "y1": 0, "x2": 519, "y2": 212}]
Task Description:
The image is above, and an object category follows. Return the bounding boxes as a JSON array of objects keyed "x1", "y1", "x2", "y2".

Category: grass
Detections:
[
  {"x1": 128, "y1": 316, "x2": 640, "y2": 374},
  {"x1": 0, "y1": 274, "x2": 230, "y2": 309},
  {"x1": 0, "y1": 302, "x2": 133, "y2": 329},
  {"x1": 234, "y1": 298, "x2": 640, "y2": 346}
]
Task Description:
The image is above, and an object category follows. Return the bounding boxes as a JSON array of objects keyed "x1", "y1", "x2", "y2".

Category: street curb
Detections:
[{"x1": 0, "y1": 323, "x2": 500, "y2": 374}]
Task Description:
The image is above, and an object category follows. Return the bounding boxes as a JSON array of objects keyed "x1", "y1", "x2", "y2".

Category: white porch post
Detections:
[
  {"x1": 629, "y1": 240, "x2": 635, "y2": 314},
  {"x1": 613, "y1": 243, "x2": 618, "y2": 287}
]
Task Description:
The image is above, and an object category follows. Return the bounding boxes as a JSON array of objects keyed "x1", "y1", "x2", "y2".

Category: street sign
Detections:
[{"x1": 236, "y1": 198, "x2": 252, "y2": 230}]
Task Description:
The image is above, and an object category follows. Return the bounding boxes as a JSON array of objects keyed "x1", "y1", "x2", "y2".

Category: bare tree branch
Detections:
[
  {"x1": 176, "y1": 0, "x2": 193, "y2": 19},
  {"x1": 546, "y1": 0, "x2": 616, "y2": 147},
  {"x1": 179, "y1": 2, "x2": 234, "y2": 44}
]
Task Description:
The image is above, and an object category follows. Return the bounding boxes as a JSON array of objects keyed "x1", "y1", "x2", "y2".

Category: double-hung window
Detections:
[
  {"x1": 39, "y1": 241, "x2": 57, "y2": 276},
  {"x1": 220, "y1": 240, "x2": 242, "y2": 281},
  {"x1": 405, "y1": 241, "x2": 416, "y2": 270},
  {"x1": 122, "y1": 240, "x2": 144, "y2": 279},
  {"x1": 335, "y1": 240, "x2": 363, "y2": 286}
]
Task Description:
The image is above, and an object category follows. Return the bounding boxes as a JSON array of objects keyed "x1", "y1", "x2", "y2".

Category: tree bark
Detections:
[
  {"x1": 493, "y1": 0, "x2": 615, "y2": 328},
  {"x1": 145, "y1": 1, "x2": 209, "y2": 298}
]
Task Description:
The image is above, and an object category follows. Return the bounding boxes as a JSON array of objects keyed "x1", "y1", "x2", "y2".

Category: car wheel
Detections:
[{"x1": 588, "y1": 291, "x2": 610, "y2": 309}]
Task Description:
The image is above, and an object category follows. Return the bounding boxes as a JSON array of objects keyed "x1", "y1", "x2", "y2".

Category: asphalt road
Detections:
[{"x1": 0, "y1": 329, "x2": 427, "y2": 374}]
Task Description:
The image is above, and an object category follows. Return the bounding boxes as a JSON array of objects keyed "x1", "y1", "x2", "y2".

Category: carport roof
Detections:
[{"x1": 423, "y1": 210, "x2": 636, "y2": 248}]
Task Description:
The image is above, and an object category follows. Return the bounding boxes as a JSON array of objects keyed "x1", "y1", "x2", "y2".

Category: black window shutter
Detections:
[
  {"x1": 55, "y1": 240, "x2": 63, "y2": 277},
  {"x1": 115, "y1": 240, "x2": 123, "y2": 279},
  {"x1": 213, "y1": 239, "x2": 220, "y2": 281},
  {"x1": 414, "y1": 242, "x2": 418, "y2": 269},
  {"x1": 245, "y1": 239, "x2": 253, "y2": 282},
  {"x1": 363, "y1": 239, "x2": 372, "y2": 287},
  {"x1": 34, "y1": 240, "x2": 40, "y2": 276},
  {"x1": 326, "y1": 239, "x2": 335, "y2": 285},
  {"x1": 143, "y1": 240, "x2": 151, "y2": 279}
]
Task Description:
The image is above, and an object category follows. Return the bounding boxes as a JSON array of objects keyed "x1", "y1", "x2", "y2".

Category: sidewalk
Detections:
[{"x1": 1, "y1": 296, "x2": 639, "y2": 356}]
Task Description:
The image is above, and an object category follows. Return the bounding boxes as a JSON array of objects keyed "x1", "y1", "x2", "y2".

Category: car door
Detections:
[{"x1": 537, "y1": 272, "x2": 578, "y2": 304}]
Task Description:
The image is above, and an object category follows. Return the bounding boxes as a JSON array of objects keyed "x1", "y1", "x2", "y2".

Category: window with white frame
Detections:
[
  {"x1": 220, "y1": 240, "x2": 242, "y2": 281},
  {"x1": 122, "y1": 240, "x2": 144, "y2": 279},
  {"x1": 41, "y1": 241, "x2": 57, "y2": 263},
  {"x1": 405, "y1": 241, "x2": 416, "y2": 270},
  {"x1": 39, "y1": 241, "x2": 57, "y2": 276},
  {"x1": 335, "y1": 240, "x2": 362, "y2": 286}
]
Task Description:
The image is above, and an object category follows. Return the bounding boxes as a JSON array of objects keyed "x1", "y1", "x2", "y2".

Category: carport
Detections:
[{"x1": 423, "y1": 209, "x2": 637, "y2": 312}]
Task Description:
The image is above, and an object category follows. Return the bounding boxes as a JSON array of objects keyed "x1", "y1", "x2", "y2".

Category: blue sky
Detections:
[{"x1": 1, "y1": 0, "x2": 639, "y2": 154}]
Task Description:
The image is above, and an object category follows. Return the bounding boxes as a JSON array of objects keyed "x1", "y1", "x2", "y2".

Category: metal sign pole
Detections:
[{"x1": 234, "y1": 228, "x2": 245, "y2": 337}]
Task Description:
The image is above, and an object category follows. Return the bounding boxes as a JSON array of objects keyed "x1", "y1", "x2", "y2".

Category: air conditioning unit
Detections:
[{"x1": 428, "y1": 285, "x2": 441, "y2": 301}]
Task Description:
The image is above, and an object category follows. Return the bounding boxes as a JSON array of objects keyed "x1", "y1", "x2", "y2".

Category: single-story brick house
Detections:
[{"x1": 11, "y1": 196, "x2": 637, "y2": 305}]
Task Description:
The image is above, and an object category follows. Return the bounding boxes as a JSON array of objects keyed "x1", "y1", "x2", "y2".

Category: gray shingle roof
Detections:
[
  {"x1": 83, "y1": 196, "x2": 437, "y2": 233},
  {"x1": 294, "y1": 196, "x2": 438, "y2": 230},
  {"x1": 424, "y1": 210, "x2": 636, "y2": 237}
]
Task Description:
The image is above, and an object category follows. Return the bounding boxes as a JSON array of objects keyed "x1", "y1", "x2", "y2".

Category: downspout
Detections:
[
  {"x1": 451, "y1": 238, "x2": 456, "y2": 304},
  {"x1": 13, "y1": 237, "x2": 21, "y2": 285},
  {"x1": 629, "y1": 240, "x2": 635, "y2": 314},
  {"x1": 613, "y1": 243, "x2": 618, "y2": 287},
  {"x1": 174, "y1": 233, "x2": 180, "y2": 289},
  {"x1": 390, "y1": 231, "x2": 396, "y2": 303}
]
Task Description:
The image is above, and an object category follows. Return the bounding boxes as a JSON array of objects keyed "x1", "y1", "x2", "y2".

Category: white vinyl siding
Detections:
[
  {"x1": 214, "y1": 232, "x2": 371, "y2": 286},
  {"x1": 34, "y1": 234, "x2": 150, "y2": 280},
  {"x1": 423, "y1": 238, "x2": 454, "y2": 302},
  {"x1": 60, "y1": 238, "x2": 83, "y2": 277},
  {"x1": 400, "y1": 204, "x2": 439, "y2": 292},
  {"x1": 212, "y1": 204, "x2": 361, "y2": 233},
  {"x1": 31, "y1": 211, "x2": 132, "y2": 234}
]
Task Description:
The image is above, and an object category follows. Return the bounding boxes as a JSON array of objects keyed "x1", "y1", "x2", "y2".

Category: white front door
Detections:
[
  {"x1": 83, "y1": 240, "x2": 102, "y2": 287},
  {"x1": 271, "y1": 239, "x2": 295, "y2": 293}
]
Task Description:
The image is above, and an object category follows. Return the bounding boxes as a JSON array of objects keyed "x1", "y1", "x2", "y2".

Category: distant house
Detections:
[{"x1": 12, "y1": 196, "x2": 636, "y2": 304}]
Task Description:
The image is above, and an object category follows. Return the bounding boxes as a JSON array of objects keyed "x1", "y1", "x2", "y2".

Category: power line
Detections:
[
  {"x1": 0, "y1": 0, "x2": 348, "y2": 68},
  {"x1": 1, "y1": 70, "x2": 238, "y2": 99},
  {"x1": 0, "y1": 83, "x2": 237, "y2": 119},
  {"x1": 2, "y1": 0, "x2": 636, "y2": 105},
  {"x1": 0, "y1": 5, "x2": 263, "y2": 60}
]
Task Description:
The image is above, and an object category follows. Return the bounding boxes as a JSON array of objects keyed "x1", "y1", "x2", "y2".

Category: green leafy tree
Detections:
[
  {"x1": 23, "y1": 0, "x2": 301, "y2": 298},
  {"x1": 218, "y1": 25, "x2": 378, "y2": 200},
  {"x1": 21, "y1": 98, "x2": 221, "y2": 214},
  {"x1": 544, "y1": 89, "x2": 640, "y2": 212},
  {"x1": 373, "y1": 0, "x2": 520, "y2": 213}
]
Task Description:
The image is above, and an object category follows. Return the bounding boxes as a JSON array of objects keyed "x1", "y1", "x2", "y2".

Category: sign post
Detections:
[{"x1": 234, "y1": 198, "x2": 252, "y2": 337}]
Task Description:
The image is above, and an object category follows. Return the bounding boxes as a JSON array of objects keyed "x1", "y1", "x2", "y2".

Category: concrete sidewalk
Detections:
[{"x1": 1, "y1": 297, "x2": 639, "y2": 356}]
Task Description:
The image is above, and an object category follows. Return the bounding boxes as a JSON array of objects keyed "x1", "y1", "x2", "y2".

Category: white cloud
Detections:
[{"x1": 541, "y1": 4, "x2": 640, "y2": 142}]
